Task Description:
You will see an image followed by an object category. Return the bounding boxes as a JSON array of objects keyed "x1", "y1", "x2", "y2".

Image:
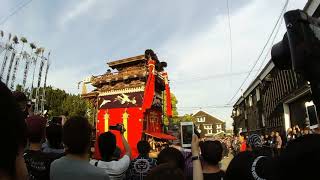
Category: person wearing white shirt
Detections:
[{"x1": 90, "y1": 126, "x2": 131, "y2": 180}]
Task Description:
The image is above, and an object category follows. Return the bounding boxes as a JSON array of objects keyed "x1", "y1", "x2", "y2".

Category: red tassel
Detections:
[
  {"x1": 166, "y1": 84, "x2": 173, "y2": 117},
  {"x1": 142, "y1": 60, "x2": 156, "y2": 113}
]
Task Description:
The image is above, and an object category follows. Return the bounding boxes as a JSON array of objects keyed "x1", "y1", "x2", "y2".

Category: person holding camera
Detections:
[{"x1": 90, "y1": 124, "x2": 132, "y2": 180}]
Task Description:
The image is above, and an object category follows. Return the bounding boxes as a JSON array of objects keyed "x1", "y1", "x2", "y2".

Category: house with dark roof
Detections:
[{"x1": 193, "y1": 111, "x2": 226, "y2": 138}]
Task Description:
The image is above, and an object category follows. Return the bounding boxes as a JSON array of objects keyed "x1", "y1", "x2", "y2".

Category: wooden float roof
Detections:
[{"x1": 107, "y1": 55, "x2": 146, "y2": 69}]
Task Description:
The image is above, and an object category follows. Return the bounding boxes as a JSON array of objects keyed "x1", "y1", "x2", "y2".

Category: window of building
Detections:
[
  {"x1": 203, "y1": 124, "x2": 212, "y2": 130},
  {"x1": 249, "y1": 95, "x2": 253, "y2": 107},
  {"x1": 256, "y1": 88, "x2": 261, "y2": 101},
  {"x1": 206, "y1": 129, "x2": 213, "y2": 135},
  {"x1": 216, "y1": 124, "x2": 222, "y2": 133},
  {"x1": 197, "y1": 116, "x2": 205, "y2": 122},
  {"x1": 236, "y1": 108, "x2": 240, "y2": 116}
]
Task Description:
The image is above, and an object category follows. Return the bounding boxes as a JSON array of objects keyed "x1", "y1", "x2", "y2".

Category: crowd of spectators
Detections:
[{"x1": 1, "y1": 80, "x2": 320, "y2": 180}]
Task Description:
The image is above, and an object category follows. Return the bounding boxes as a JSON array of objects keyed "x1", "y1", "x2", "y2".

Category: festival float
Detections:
[{"x1": 81, "y1": 50, "x2": 176, "y2": 158}]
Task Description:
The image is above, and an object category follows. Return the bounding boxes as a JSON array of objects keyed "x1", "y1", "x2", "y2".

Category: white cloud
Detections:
[
  {"x1": 158, "y1": 0, "x2": 306, "y2": 128},
  {"x1": 59, "y1": 0, "x2": 97, "y2": 27},
  {"x1": 46, "y1": 63, "x2": 100, "y2": 94}
]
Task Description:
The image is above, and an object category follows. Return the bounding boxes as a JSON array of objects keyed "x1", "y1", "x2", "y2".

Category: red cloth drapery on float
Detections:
[
  {"x1": 142, "y1": 60, "x2": 156, "y2": 113},
  {"x1": 162, "y1": 72, "x2": 172, "y2": 117}
]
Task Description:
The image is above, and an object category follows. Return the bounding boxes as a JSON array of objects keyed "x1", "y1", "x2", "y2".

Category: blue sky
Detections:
[{"x1": 0, "y1": 0, "x2": 307, "y2": 128}]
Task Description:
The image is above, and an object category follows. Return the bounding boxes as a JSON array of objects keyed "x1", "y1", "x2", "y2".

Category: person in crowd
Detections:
[
  {"x1": 111, "y1": 146, "x2": 121, "y2": 161},
  {"x1": 292, "y1": 128, "x2": 298, "y2": 140},
  {"x1": 260, "y1": 135, "x2": 265, "y2": 144},
  {"x1": 145, "y1": 163, "x2": 185, "y2": 180},
  {"x1": 224, "y1": 151, "x2": 274, "y2": 180},
  {"x1": 157, "y1": 147, "x2": 185, "y2": 171},
  {"x1": 275, "y1": 134, "x2": 320, "y2": 180},
  {"x1": 246, "y1": 134, "x2": 263, "y2": 151},
  {"x1": 270, "y1": 131, "x2": 275, "y2": 144},
  {"x1": 170, "y1": 142, "x2": 193, "y2": 180},
  {"x1": 294, "y1": 125, "x2": 302, "y2": 137},
  {"x1": 270, "y1": 131, "x2": 276, "y2": 157},
  {"x1": 50, "y1": 116, "x2": 109, "y2": 180},
  {"x1": 221, "y1": 140, "x2": 228, "y2": 158},
  {"x1": 275, "y1": 132, "x2": 282, "y2": 157},
  {"x1": 191, "y1": 135, "x2": 203, "y2": 180},
  {"x1": 90, "y1": 128, "x2": 131, "y2": 180},
  {"x1": 246, "y1": 134, "x2": 272, "y2": 157},
  {"x1": 0, "y1": 81, "x2": 28, "y2": 180},
  {"x1": 24, "y1": 115, "x2": 63, "y2": 180},
  {"x1": 42, "y1": 123, "x2": 64, "y2": 154},
  {"x1": 126, "y1": 140, "x2": 157, "y2": 180},
  {"x1": 303, "y1": 128, "x2": 310, "y2": 136},
  {"x1": 287, "y1": 128, "x2": 293, "y2": 142},
  {"x1": 12, "y1": 91, "x2": 29, "y2": 119},
  {"x1": 239, "y1": 133, "x2": 247, "y2": 152},
  {"x1": 231, "y1": 135, "x2": 239, "y2": 156},
  {"x1": 200, "y1": 140, "x2": 225, "y2": 180},
  {"x1": 264, "y1": 134, "x2": 271, "y2": 147}
]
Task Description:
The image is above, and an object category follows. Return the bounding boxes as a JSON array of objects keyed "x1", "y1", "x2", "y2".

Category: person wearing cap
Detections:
[
  {"x1": 246, "y1": 134, "x2": 263, "y2": 151},
  {"x1": 24, "y1": 115, "x2": 63, "y2": 180},
  {"x1": 247, "y1": 134, "x2": 272, "y2": 157}
]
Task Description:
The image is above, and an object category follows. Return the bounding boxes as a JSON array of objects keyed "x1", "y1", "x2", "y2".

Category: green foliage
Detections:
[
  {"x1": 45, "y1": 86, "x2": 68, "y2": 117},
  {"x1": 181, "y1": 113, "x2": 195, "y2": 122},
  {"x1": 163, "y1": 92, "x2": 178, "y2": 125},
  {"x1": 34, "y1": 86, "x2": 95, "y2": 125}
]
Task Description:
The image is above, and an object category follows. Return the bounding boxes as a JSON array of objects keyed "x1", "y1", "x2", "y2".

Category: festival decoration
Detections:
[
  {"x1": 0, "y1": 31, "x2": 51, "y2": 115},
  {"x1": 141, "y1": 59, "x2": 156, "y2": 113},
  {"x1": 10, "y1": 37, "x2": 28, "y2": 90},
  {"x1": 162, "y1": 72, "x2": 173, "y2": 118},
  {"x1": 82, "y1": 51, "x2": 176, "y2": 159}
]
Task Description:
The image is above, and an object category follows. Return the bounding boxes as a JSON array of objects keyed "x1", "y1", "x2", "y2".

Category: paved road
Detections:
[{"x1": 220, "y1": 154, "x2": 233, "y2": 171}]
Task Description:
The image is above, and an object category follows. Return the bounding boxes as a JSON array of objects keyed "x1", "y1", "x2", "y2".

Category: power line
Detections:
[
  {"x1": 254, "y1": 1, "x2": 288, "y2": 78},
  {"x1": 171, "y1": 70, "x2": 258, "y2": 84},
  {"x1": 178, "y1": 105, "x2": 233, "y2": 109},
  {"x1": 226, "y1": 0, "x2": 233, "y2": 87},
  {"x1": 226, "y1": 0, "x2": 289, "y2": 105},
  {"x1": 0, "y1": 0, "x2": 34, "y2": 26}
]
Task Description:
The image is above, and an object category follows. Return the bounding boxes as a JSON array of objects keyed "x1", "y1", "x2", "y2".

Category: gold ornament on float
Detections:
[{"x1": 122, "y1": 109, "x2": 129, "y2": 140}]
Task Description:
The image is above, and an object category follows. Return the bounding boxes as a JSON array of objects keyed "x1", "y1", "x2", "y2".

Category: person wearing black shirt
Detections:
[
  {"x1": 127, "y1": 140, "x2": 157, "y2": 180},
  {"x1": 200, "y1": 140, "x2": 225, "y2": 180},
  {"x1": 24, "y1": 115, "x2": 62, "y2": 180}
]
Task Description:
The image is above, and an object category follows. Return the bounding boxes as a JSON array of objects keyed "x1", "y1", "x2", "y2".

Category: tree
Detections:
[
  {"x1": 28, "y1": 86, "x2": 95, "y2": 125},
  {"x1": 163, "y1": 92, "x2": 178, "y2": 126},
  {"x1": 181, "y1": 113, "x2": 195, "y2": 122},
  {"x1": 44, "y1": 86, "x2": 68, "y2": 117}
]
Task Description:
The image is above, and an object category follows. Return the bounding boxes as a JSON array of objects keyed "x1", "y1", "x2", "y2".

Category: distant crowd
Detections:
[{"x1": 1, "y1": 80, "x2": 320, "y2": 180}]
